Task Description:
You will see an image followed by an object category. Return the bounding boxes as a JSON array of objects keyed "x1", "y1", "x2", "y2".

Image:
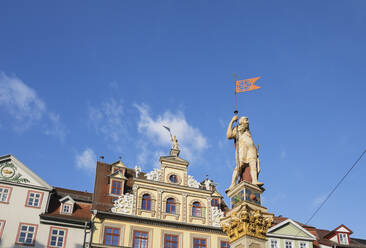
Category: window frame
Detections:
[
  {"x1": 15, "y1": 222, "x2": 38, "y2": 246},
  {"x1": 192, "y1": 201, "x2": 202, "y2": 217},
  {"x1": 141, "y1": 194, "x2": 152, "y2": 211},
  {"x1": 47, "y1": 226, "x2": 68, "y2": 248},
  {"x1": 164, "y1": 233, "x2": 179, "y2": 248},
  {"x1": 193, "y1": 238, "x2": 207, "y2": 248},
  {"x1": 166, "y1": 198, "x2": 176, "y2": 214},
  {"x1": 169, "y1": 174, "x2": 178, "y2": 183},
  {"x1": 60, "y1": 203, "x2": 73, "y2": 215},
  {"x1": 0, "y1": 220, "x2": 5, "y2": 239},
  {"x1": 132, "y1": 230, "x2": 149, "y2": 248},
  {"x1": 0, "y1": 185, "x2": 13, "y2": 204},
  {"x1": 270, "y1": 239, "x2": 280, "y2": 248},
  {"x1": 338, "y1": 232, "x2": 349, "y2": 245},
  {"x1": 299, "y1": 241, "x2": 307, "y2": 248},
  {"x1": 284, "y1": 240, "x2": 293, "y2": 248},
  {"x1": 220, "y1": 240, "x2": 230, "y2": 248},
  {"x1": 111, "y1": 180, "x2": 123, "y2": 196},
  {"x1": 211, "y1": 198, "x2": 219, "y2": 207},
  {"x1": 25, "y1": 190, "x2": 44, "y2": 209},
  {"x1": 103, "y1": 226, "x2": 121, "y2": 246}
]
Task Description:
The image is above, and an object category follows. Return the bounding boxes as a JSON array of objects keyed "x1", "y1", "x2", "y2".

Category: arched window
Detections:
[
  {"x1": 192, "y1": 201, "x2": 202, "y2": 217},
  {"x1": 141, "y1": 194, "x2": 151, "y2": 210},
  {"x1": 166, "y1": 198, "x2": 176, "y2": 214}
]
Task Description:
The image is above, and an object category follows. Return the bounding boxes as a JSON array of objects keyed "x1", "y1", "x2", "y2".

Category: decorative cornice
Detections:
[
  {"x1": 134, "y1": 178, "x2": 209, "y2": 195},
  {"x1": 95, "y1": 210, "x2": 225, "y2": 234}
]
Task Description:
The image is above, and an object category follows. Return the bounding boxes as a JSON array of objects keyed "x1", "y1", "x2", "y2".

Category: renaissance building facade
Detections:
[{"x1": 90, "y1": 147, "x2": 231, "y2": 248}]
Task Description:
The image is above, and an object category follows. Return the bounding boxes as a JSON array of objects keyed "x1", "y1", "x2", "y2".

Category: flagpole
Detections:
[
  {"x1": 234, "y1": 73, "x2": 238, "y2": 115},
  {"x1": 233, "y1": 74, "x2": 240, "y2": 185}
]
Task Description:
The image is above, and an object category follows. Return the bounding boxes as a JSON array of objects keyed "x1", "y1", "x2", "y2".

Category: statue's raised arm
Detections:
[{"x1": 226, "y1": 115, "x2": 238, "y2": 140}]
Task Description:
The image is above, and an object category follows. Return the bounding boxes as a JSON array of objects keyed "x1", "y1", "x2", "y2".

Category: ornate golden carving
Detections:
[{"x1": 222, "y1": 204, "x2": 272, "y2": 243}]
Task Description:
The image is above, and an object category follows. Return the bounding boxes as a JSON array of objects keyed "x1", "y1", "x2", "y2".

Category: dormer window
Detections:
[
  {"x1": 111, "y1": 180, "x2": 122, "y2": 195},
  {"x1": 339, "y1": 233, "x2": 348, "y2": 245},
  {"x1": 61, "y1": 203, "x2": 73, "y2": 214},
  {"x1": 59, "y1": 195, "x2": 75, "y2": 215}
]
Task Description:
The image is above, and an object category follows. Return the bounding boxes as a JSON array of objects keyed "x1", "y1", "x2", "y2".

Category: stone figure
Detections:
[
  {"x1": 227, "y1": 115, "x2": 262, "y2": 189},
  {"x1": 171, "y1": 135, "x2": 179, "y2": 150},
  {"x1": 134, "y1": 165, "x2": 141, "y2": 178}
]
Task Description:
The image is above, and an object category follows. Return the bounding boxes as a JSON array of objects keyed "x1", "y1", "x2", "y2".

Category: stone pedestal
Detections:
[{"x1": 221, "y1": 181, "x2": 273, "y2": 248}]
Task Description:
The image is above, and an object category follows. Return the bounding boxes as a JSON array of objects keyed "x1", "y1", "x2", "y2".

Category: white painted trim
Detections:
[
  {"x1": 0, "y1": 154, "x2": 52, "y2": 190},
  {"x1": 266, "y1": 233, "x2": 315, "y2": 241},
  {"x1": 59, "y1": 195, "x2": 76, "y2": 204},
  {"x1": 267, "y1": 219, "x2": 316, "y2": 240}
]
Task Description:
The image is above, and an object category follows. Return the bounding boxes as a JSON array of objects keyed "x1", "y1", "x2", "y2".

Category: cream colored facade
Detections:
[{"x1": 91, "y1": 148, "x2": 229, "y2": 247}]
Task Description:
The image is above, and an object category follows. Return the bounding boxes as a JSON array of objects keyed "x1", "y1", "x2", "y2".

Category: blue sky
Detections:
[{"x1": 1, "y1": 0, "x2": 366, "y2": 237}]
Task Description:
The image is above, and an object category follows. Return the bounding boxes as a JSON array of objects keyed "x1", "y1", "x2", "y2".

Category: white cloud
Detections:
[
  {"x1": 135, "y1": 104, "x2": 207, "y2": 164},
  {"x1": 89, "y1": 98, "x2": 126, "y2": 143},
  {"x1": 0, "y1": 72, "x2": 45, "y2": 129},
  {"x1": 76, "y1": 148, "x2": 96, "y2": 171},
  {"x1": 44, "y1": 112, "x2": 66, "y2": 141},
  {"x1": 0, "y1": 72, "x2": 66, "y2": 140}
]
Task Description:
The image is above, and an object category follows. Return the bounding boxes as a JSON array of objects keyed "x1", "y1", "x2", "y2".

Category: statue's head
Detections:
[{"x1": 238, "y1": 116, "x2": 249, "y2": 132}]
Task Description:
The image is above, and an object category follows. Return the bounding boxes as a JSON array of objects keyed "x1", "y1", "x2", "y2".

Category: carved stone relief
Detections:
[
  {"x1": 187, "y1": 175, "x2": 200, "y2": 188},
  {"x1": 111, "y1": 193, "x2": 134, "y2": 215}
]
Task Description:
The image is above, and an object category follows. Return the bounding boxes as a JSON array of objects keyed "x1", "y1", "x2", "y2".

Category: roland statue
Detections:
[{"x1": 226, "y1": 115, "x2": 262, "y2": 190}]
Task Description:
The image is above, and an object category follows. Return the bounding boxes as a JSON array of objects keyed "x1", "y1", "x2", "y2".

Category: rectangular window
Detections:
[
  {"x1": 164, "y1": 234, "x2": 178, "y2": 248},
  {"x1": 103, "y1": 227, "x2": 120, "y2": 246},
  {"x1": 193, "y1": 238, "x2": 206, "y2": 248},
  {"x1": 111, "y1": 180, "x2": 122, "y2": 195},
  {"x1": 0, "y1": 220, "x2": 5, "y2": 239},
  {"x1": 0, "y1": 186, "x2": 12, "y2": 203},
  {"x1": 220, "y1": 241, "x2": 230, "y2": 248},
  {"x1": 26, "y1": 190, "x2": 43, "y2": 208},
  {"x1": 271, "y1": 239, "x2": 279, "y2": 248},
  {"x1": 299, "y1": 242, "x2": 307, "y2": 248},
  {"x1": 339, "y1": 233, "x2": 348, "y2": 244},
  {"x1": 48, "y1": 227, "x2": 67, "y2": 247},
  {"x1": 285, "y1": 241, "x2": 293, "y2": 248},
  {"x1": 16, "y1": 223, "x2": 37, "y2": 245},
  {"x1": 61, "y1": 203, "x2": 73, "y2": 214},
  {"x1": 133, "y1": 231, "x2": 148, "y2": 248}
]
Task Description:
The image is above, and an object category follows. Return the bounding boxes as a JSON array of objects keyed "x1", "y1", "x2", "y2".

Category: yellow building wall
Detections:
[{"x1": 92, "y1": 216, "x2": 228, "y2": 247}]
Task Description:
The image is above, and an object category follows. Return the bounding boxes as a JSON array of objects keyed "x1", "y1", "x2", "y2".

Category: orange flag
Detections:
[{"x1": 235, "y1": 77, "x2": 261, "y2": 93}]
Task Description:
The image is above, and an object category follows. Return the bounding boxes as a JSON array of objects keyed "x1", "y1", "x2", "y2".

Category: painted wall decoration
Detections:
[{"x1": 0, "y1": 161, "x2": 30, "y2": 183}]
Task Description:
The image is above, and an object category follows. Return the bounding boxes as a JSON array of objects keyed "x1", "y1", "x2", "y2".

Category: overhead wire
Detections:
[{"x1": 303, "y1": 148, "x2": 366, "y2": 227}]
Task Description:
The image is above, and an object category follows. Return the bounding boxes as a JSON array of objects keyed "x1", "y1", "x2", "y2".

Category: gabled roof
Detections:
[
  {"x1": 0, "y1": 154, "x2": 52, "y2": 190},
  {"x1": 315, "y1": 227, "x2": 365, "y2": 248},
  {"x1": 108, "y1": 169, "x2": 127, "y2": 180},
  {"x1": 41, "y1": 187, "x2": 92, "y2": 225},
  {"x1": 268, "y1": 218, "x2": 316, "y2": 240},
  {"x1": 111, "y1": 160, "x2": 126, "y2": 168},
  {"x1": 159, "y1": 155, "x2": 189, "y2": 166},
  {"x1": 324, "y1": 224, "x2": 353, "y2": 239},
  {"x1": 59, "y1": 195, "x2": 75, "y2": 204}
]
